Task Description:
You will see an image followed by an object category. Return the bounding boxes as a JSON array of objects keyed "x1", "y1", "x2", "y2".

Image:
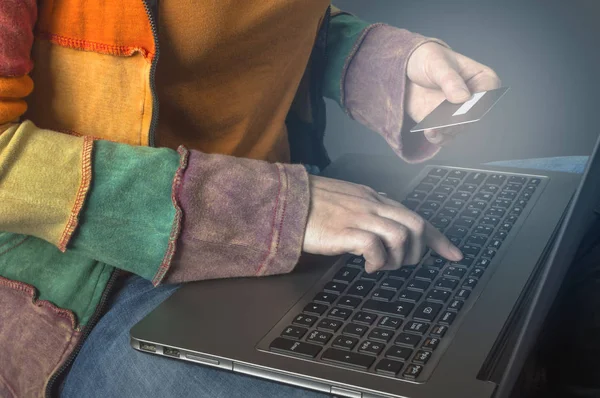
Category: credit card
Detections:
[{"x1": 410, "y1": 87, "x2": 510, "y2": 132}]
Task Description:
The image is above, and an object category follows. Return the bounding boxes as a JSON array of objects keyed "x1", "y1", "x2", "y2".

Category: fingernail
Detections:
[
  {"x1": 425, "y1": 130, "x2": 437, "y2": 139},
  {"x1": 450, "y1": 246, "x2": 463, "y2": 260},
  {"x1": 458, "y1": 87, "x2": 471, "y2": 100}
]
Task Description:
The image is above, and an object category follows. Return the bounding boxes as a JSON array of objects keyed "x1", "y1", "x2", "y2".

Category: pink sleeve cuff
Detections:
[{"x1": 343, "y1": 24, "x2": 448, "y2": 163}]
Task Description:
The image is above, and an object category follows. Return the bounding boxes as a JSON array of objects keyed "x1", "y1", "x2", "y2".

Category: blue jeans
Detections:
[{"x1": 60, "y1": 156, "x2": 589, "y2": 398}]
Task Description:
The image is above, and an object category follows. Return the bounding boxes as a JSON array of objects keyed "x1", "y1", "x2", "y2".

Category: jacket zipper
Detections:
[
  {"x1": 143, "y1": 0, "x2": 161, "y2": 147},
  {"x1": 44, "y1": 269, "x2": 122, "y2": 398}
]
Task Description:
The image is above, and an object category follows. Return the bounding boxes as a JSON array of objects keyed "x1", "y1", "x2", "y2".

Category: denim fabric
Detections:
[{"x1": 61, "y1": 156, "x2": 589, "y2": 398}]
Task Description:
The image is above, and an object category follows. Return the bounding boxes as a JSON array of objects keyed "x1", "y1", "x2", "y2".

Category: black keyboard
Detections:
[{"x1": 266, "y1": 167, "x2": 545, "y2": 381}]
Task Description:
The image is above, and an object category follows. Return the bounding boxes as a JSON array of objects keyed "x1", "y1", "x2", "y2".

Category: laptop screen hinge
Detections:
[{"x1": 331, "y1": 386, "x2": 362, "y2": 398}]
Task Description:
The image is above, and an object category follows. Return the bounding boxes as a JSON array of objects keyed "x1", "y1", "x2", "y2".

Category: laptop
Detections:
[{"x1": 130, "y1": 133, "x2": 600, "y2": 398}]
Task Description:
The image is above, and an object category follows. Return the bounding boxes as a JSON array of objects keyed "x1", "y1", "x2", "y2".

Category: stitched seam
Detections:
[
  {"x1": 77, "y1": 263, "x2": 106, "y2": 330},
  {"x1": 57, "y1": 136, "x2": 94, "y2": 252},
  {"x1": 36, "y1": 32, "x2": 154, "y2": 63},
  {"x1": 340, "y1": 23, "x2": 386, "y2": 118},
  {"x1": 274, "y1": 166, "x2": 290, "y2": 251},
  {"x1": 152, "y1": 146, "x2": 190, "y2": 286},
  {"x1": 255, "y1": 164, "x2": 283, "y2": 276},
  {"x1": 57, "y1": 128, "x2": 117, "y2": 142},
  {"x1": 0, "y1": 373, "x2": 18, "y2": 397},
  {"x1": 45, "y1": 328, "x2": 81, "y2": 394},
  {"x1": 0, "y1": 234, "x2": 19, "y2": 251},
  {"x1": 0, "y1": 275, "x2": 78, "y2": 329},
  {"x1": 0, "y1": 235, "x2": 29, "y2": 257}
]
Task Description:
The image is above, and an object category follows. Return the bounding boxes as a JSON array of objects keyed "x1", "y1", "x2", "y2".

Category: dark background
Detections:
[{"x1": 324, "y1": 0, "x2": 600, "y2": 165}]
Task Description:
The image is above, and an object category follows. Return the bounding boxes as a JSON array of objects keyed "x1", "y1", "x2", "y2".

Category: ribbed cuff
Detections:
[{"x1": 343, "y1": 24, "x2": 448, "y2": 163}]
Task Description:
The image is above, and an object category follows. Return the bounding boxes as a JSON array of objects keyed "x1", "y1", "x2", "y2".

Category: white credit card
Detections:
[{"x1": 410, "y1": 87, "x2": 510, "y2": 132}]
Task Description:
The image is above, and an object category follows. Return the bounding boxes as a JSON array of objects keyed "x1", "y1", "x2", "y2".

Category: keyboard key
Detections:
[
  {"x1": 439, "y1": 311, "x2": 456, "y2": 325},
  {"x1": 402, "y1": 200, "x2": 420, "y2": 211},
  {"x1": 508, "y1": 176, "x2": 527, "y2": 185},
  {"x1": 397, "y1": 289, "x2": 423, "y2": 302},
  {"x1": 516, "y1": 199, "x2": 528, "y2": 208},
  {"x1": 324, "y1": 282, "x2": 347, "y2": 294},
  {"x1": 282, "y1": 326, "x2": 307, "y2": 339},
  {"x1": 404, "y1": 321, "x2": 431, "y2": 335},
  {"x1": 435, "y1": 278, "x2": 459, "y2": 291},
  {"x1": 448, "y1": 299, "x2": 464, "y2": 312},
  {"x1": 461, "y1": 209, "x2": 482, "y2": 219},
  {"x1": 414, "y1": 183, "x2": 435, "y2": 193},
  {"x1": 441, "y1": 177, "x2": 461, "y2": 187},
  {"x1": 452, "y1": 257, "x2": 474, "y2": 267},
  {"x1": 407, "y1": 279, "x2": 431, "y2": 291},
  {"x1": 528, "y1": 177, "x2": 542, "y2": 185},
  {"x1": 353, "y1": 311, "x2": 378, "y2": 325},
  {"x1": 322, "y1": 348, "x2": 375, "y2": 370},
  {"x1": 422, "y1": 337, "x2": 440, "y2": 351},
  {"x1": 448, "y1": 170, "x2": 467, "y2": 179},
  {"x1": 414, "y1": 268, "x2": 439, "y2": 281},
  {"x1": 481, "y1": 216, "x2": 500, "y2": 227},
  {"x1": 334, "y1": 267, "x2": 359, "y2": 284},
  {"x1": 462, "y1": 277, "x2": 478, "y2": 290},
  {"x1": 489, "y1": 239, "x2": 502, "y2": 250},
  {"x1": 443, "y1": 266, "x2": 467, "y2": 279},
  {"x1": 520, "y1": 192, "x2": 532, "y2": 201},
  {"x1": 358, "y1": 340, "x2": 385, "y2": 356},
  {"x1": 389, "y1": 266, "x2": 414, "y2": 281},
  {"x1": 473, "y1": 225, "x2": 494, "y2": 237},
  {"x1": 494, "y1": 231, "x2": 508, "y2": 241},
  {"x1": 460, "y1": 244, "x2": 481, "y2": 257},
  {"x1": 486, "y1": 208, "x2": 506, "y2": 218},
  {"x1": 446, "y1": 226, "x2": 469, "y2": 238},
  {"x1": 422, "y1": 176, "x2": 441, "y2": 185},
  {"x1": 492, "y1": 199, "x2": 512, "y2": 209},
  {"x1": 395, "y1": 333, "x2": 421, "y2": 348},
  {"x1": 499, "y1": 223, "x2": 512, "y2": 233},
  {"x1": 386, "y1": 346, "x2": 413, "y2": 361},
  {"x1": 368, "y1": 328, "x2": 394, "y2": 343},
  {"x1": 434, "y1": 185, "x2": 453, "y2": 195},
  {"x1": 465, "y1": 172, "x2": 487, "y2": 186},
  {"x1": 317, "y1": 318, "x2": 343, "y2": 333},
  {"x1": 481, "y1": 248, "x2": 497, "y2": 259},
  {"x1": 427, "y1": 192, "x2": 448, "y2": 203},
  {"x1": 467, "y1": 235, "x2": 488, "y2": 246},
  {"x1": 469, "y1": 267, "x2": 485, "y2": 279},
  {"x1": 313, "y1": 292, "x2": 338, "y2": 305},
  {"x1": 438, "y1": 208, "x2": 459, "y2": 218},
  {"x1": 430, "y1": 215, "x2": 451, "y2": 229},
  {"x1": 338, "y1": 296, "x2": 362, "y2": 309},
  {"x1": 292, "y1": 314, "x2": 318, "y2": 327},
  {"x1": 452, "y1": 192, "x2": 471, "y2": 202},
  {"x1": 303, "y1": 303, "x2": 328, "y2": 316},
  {"x1": 429, "y1": 167, "x2": 449, "y2": 178},
  {"x1": 403, "y1": 364, "x2": 424, "y2": 379},
  {"x1": 474, "y1": 258, "x2": 492, "y2": 269},
  {"x1": 430, "y1": 325, "x2": 448, "y2": 338},
  {"x1": 504, "y1": 183, "x2": 522, "y2": 193},
  {"x1": 467, "y1": 200, "x2": 487, "y2": 210},
  {"x1": 375, "y1": 359, "x2": 404, "y2": 376},
  {"x1": 407, "y1": 191, "x2": 427, "y2": 202},
  {"x1": 413, "y1": 350, "x2": 433, "y2": 365},
  {"x1": 454, "y1": 217, "x2": 475, "y2": 228},
  {"x1": 270, "y1": 337, "x2": 321, "y2": 358},
  {"x1": 473, "y1": 193, "x2": 494, "y2": 202},
  {"x1": 378, "y1": 316, "x2": 403, "y2": 330},
  {"x1": 457, "y1": 184, "x2": 478, "y2": 194},
  {"x1": 332, "y1": 336, "x2": 359, "y2": 350},
  {"x1": 420, "y1": 201, "x2": 441, "y2": 211},
  {"x1": 306, "y1": 330, "x2": 333, "y2": 345},
  {"x1": 329, "y1": 307, "x2": 353, "y2": 321},
  {"x1": 486, "y1": 174, "x2": 506, "y2": 185},
  {"x1": 347, "y1": 280, "x2": 375, "y2": 297},
  {"x1": 342, "y1": 323, "x2": 369, "y2": 338},
  {"x1": 361, "y1": 271, "x2": 385, "y2": 282},
  {"x1": 510, "y1": 207, "x2": 524, "y2": 217},
  {"x1": 413, "y1": 302, "x2": 443, "y2": 322},
  {"x1": 371, "y1": 288, "x2": 395, "y2": 302},
  {"x1": 480, "y1": 184, "x2": 500, "y2": 194},
  {"x1": 347, "y1": 256, "x2": 365, "y2": 267},
  {"x1": 417, "y1": 208, "x2": 435, "y2": 220},
  {"x1": 380, "y1": 278, "x2": 404, "y2": 290},
  {"x1": 524, "y1": 184, "x2": 537, "y2": 193},
  {"x1": 455, "y1": 289, "x2": 471, "y2": 300},
  {"x1": 426, "y1": 289, "x2": 451, "y2": 303},
  {"x1": 497, "y1": 191, "x2": 517, "y2": 201},
  {"x1": 362, "y1": 300, "x2": 415, "y2": 317},
  {"x1": 445, "y1": 199, "x2": 465, "y2": 210}
]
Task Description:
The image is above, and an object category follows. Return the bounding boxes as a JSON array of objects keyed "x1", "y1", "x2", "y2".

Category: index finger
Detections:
[{"x1": 424, "y1": 221, "x2": 463, "y2": 261}]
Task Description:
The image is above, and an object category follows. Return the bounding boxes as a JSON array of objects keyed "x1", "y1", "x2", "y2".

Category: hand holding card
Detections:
[{"x1": 410, "y1": 87, "x2": 510, "y2": 133}]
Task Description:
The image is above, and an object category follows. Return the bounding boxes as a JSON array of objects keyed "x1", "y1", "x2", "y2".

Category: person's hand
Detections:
[
  {"x1": 406, "y1": 42, "x2": 502, "y2": 146},
  {"x1": 302, "y1": 175, "x2": 463, "y2": 273}
]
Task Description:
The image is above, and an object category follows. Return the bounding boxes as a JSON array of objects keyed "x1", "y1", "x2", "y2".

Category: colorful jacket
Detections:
[{"x1": 0, "y1": 1, "x2": 442, "y2": 396}]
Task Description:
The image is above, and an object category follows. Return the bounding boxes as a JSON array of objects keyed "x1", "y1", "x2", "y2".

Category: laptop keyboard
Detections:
[{"x1": 267, "y1": 167, "x2": 544, "y2": 381}]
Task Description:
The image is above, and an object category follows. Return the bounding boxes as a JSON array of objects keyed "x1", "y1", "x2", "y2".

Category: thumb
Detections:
[{"x1": 430, "y1": 58, "x2": 471, "y2": 103}]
